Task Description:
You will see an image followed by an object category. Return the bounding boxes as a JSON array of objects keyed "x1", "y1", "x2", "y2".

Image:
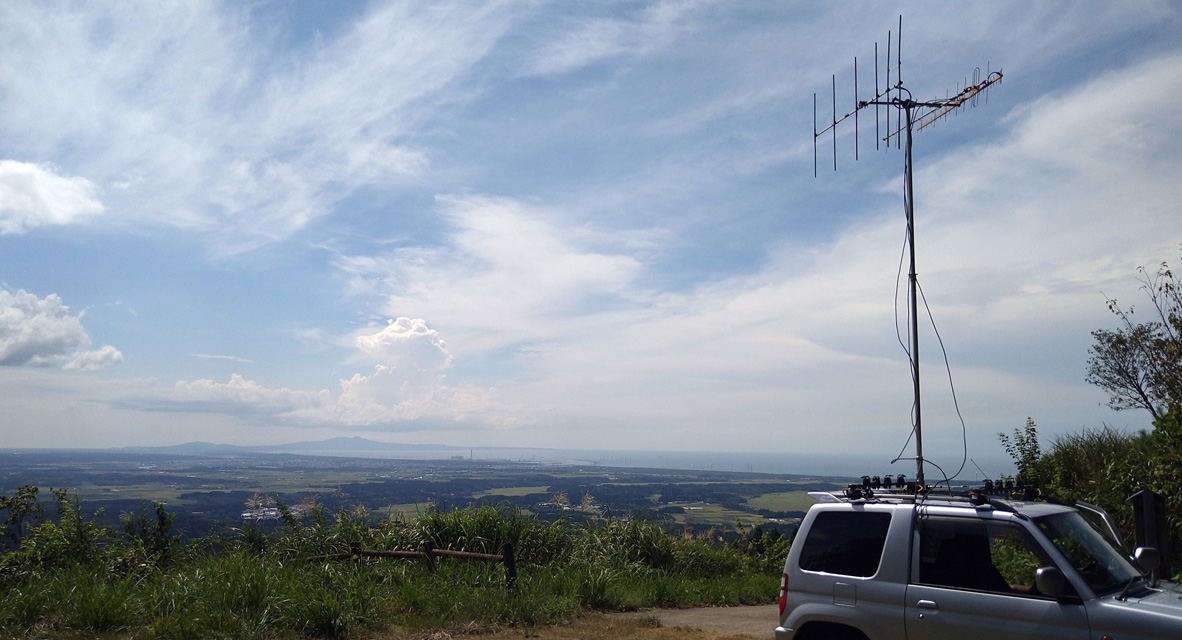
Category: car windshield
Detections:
[{"x1": 1035, "y1": 511, "x2": 1141, "y2": 595}]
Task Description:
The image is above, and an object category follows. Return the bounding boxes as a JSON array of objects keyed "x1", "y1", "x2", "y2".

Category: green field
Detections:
[
  {"x1": 472, "y1": 485, "x2": 550, "y2": 498},
  {"x1": 747, "y1": 490, "x2": 818, "y2": 513},
  {"x1": 668, "y1": 504, "x2": 766, "y2": 528}
]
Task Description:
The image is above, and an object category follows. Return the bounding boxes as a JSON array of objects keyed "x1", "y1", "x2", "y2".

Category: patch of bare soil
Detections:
[
  {"x1": 368, "y1": 606, "x2": 776, "y2": 640},
  {"x1": 611, "y1": 604, "x2": 776, "y2": 639}
]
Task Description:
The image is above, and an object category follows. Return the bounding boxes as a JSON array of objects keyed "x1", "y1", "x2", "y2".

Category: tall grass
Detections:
[{"x1": 0, "y1": 496, "x2": 785, "y2": 638}]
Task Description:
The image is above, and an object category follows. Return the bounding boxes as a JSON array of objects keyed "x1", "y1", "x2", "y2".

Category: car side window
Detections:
[
  {"x1": 916, "y1": 516, "x2": 1053, "y2": 596},
  {"x1": 797, "y1": 511, "x2": 891, "y2": 577}
]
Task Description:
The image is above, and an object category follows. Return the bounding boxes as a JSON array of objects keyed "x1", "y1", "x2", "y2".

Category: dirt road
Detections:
[
  {"x1": 611, "y1": 604, "x2": 778, "y2": 639},
  {"x1": 378, "y1": 606, "x2": 779, "y2": 639}
]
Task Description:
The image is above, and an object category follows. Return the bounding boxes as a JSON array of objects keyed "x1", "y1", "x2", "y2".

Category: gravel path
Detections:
[{"x1": 611, "y1": 604, "x2": 778, "y2": 639}]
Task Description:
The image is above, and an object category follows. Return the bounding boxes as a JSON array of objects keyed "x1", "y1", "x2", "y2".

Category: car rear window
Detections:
[{"x1": 797, "y1": 511, "x2": 891, "y2": 577}]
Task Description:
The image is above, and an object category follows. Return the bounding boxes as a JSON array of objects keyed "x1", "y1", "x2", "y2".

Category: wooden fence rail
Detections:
[{"x1": 307, "y1": 542, "x2": 517, "y2": 588}]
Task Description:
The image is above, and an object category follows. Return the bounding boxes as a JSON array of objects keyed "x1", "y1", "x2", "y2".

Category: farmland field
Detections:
[
  {"x1": 747, "y1": 491, "x2": 820, "y2": 513},
  {"x1": 0, "y1": 447, "x2": 846, "y2": 541}
]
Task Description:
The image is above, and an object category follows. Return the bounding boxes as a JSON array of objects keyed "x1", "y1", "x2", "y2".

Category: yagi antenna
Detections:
[
  {"x1": 812, "y1": 16, "x2": 1003, "y2": 175},
  {"x1": 811, "y1": 16, "x2": 1003, "y2": 490}
]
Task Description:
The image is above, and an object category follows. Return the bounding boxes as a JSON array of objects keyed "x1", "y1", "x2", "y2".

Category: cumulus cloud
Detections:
[
  {"x1": 353, "y1": 317, "x2": 451, "y2": 370},
  {"x1": 0, "y1": 160, "x2": 104, "y2": 233},
  {"x1": 289, "y1": 318, "x2": 513, "y2": 427},
  {"x1": 66, "y1": 345, "x2": 124, "y2": 372},
  {"x1": 311, "y1": 317, "x2": 458, "y2": 424},
  {"x1": 0, "y1": 290, "x2": 122, "y2": 370},
  {"x1": 120, "y1": 318, "x2": 513, "y2": 429}
]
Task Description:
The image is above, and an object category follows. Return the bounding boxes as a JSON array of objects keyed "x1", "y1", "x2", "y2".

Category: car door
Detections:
[{"x1": 903, "y1": 514, "x2": 1089, "y2": 640}]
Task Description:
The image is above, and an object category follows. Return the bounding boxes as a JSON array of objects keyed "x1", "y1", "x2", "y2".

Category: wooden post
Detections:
[
  {"x1": 502, "y1": 543, "x2": 517, "y2": 590},
  {"x1": 358, "y1": 550, "x2": 422, "y2": 559},
  {"x1": 306, "y1": 551, "x2": 353, "y2": 563},
  {"x1": 421, "y1": 540, "x2": 436, "y2": 573},
  {"x1": 307, "y1": 542, "x2": 519, "y2": 588},
  {"x1": 1130, "y1": 489, "x2": 1172, "y2": 577}
]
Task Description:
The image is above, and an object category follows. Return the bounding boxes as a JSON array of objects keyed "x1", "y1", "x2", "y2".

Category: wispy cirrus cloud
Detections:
[
  {"x1": 0, "y1": 0, "x2": 522, "y2": 252},
  {"x1": 521, "y1": 0, "x2": 711, "y2": 77},
  {"x1": 192, "y1": 353, "x2": 254, "y2": 364}
]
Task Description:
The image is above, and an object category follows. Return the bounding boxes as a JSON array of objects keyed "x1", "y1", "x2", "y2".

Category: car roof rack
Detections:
[{"x1": 809, "y1": 476, "x2": 1045, "y2": 506}]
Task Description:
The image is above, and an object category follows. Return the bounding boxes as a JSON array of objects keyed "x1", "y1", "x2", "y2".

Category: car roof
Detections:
[{"x1": 997, "y1": 501, "x2": 1078, "y2": 518}]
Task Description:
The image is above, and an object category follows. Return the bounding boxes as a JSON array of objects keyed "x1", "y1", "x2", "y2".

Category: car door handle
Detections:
[{"x1": 916, "y1": 599, "x2": 938, "y2": 619}]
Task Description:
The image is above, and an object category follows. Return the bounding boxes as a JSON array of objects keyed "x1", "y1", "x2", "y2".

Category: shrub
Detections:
[{"x1": 1028, "y1": 424, "x2": 1182, "y2": 578}]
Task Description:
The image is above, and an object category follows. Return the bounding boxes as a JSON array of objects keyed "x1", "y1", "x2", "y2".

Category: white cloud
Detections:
[
  {"x1": 522, "y1": 0, "x2": 709, "y2": 76},
  {"x1": 66, "y1": 345, "x2": 124, "y2": 372},
  {"x1": 353, "y1": 317, "x2": 451, "y2": 370},
  {"x1": 117, "y1": 318, "x2": 515, "y2": 430},
  {"x1": 168, "y1": 373, "x2": 329, "y2": 415},
  {"x1": 192, "y1": 353, "x2": 254, "y2": 364},
  {"x1": 892, "y1": 51, "x2": 1182, "y2": 356},
  {"x1": 312, "y1": 50, "x2": 1182, "y2": 455},
  {"x1": 0, "y1": 2, "x2": 1177, "y2": 460},
  {"x1": 337, "y1": 195, "x2": 644, "y2": 353},
  {"x1": 0, "y1": 290, "x2": 122, "y2": 370},
  {"x1": 291, "y1": 317, "x2": 519, "y2": 427},
  {"x1": 0, "y1": 160, "x2": 104, "y2": 233},
  {"x1": 0, "y1": 0, "x2": 521, "y2": 251}
]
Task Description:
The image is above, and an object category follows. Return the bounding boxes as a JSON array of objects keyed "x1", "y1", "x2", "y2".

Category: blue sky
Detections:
[{"x1": 1, "y1": 1, "x2": 1180, "y2": 477}]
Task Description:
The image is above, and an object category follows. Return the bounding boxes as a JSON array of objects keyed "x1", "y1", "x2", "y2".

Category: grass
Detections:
[{"x1": 0, "y1": 496, "x2": 787, "y2": 639}]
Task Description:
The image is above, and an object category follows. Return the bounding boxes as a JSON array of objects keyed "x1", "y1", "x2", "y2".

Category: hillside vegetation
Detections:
[
  {"x1": 1003, "y1": 256, "x2": 1182, "y2": 578},
  {"x1": 0, "y1": 490, "x2": 786, "y2": 638}
]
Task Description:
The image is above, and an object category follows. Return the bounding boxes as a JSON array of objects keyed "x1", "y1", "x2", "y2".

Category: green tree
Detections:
[
  {"x1": 1087, "y1": 258, "x2": 1182, "y2": 426},
  {"x1": 999, "y1": 417, "x2": 1041, "y2": 484},
  {"x1": 0, "y1": 485, "x2": 43, "y2": 546},
  {"x1": 120, "y1": 500, "x2": 177, "y2": 563}
]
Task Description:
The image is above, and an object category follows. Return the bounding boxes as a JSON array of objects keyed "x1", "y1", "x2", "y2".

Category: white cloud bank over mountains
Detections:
[{"x1": 119, "y1": 317, "x2": 512, "y2": 431}]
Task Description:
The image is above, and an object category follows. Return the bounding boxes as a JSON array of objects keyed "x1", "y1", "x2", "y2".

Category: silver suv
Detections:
[{"x1": 776, "y1": 489, "x2": 1182, "y2": 640}]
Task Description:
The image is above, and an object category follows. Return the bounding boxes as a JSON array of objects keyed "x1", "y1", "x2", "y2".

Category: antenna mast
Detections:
[{"x1": 813, "y1": 16, "x2": 1002, "y2": 489}]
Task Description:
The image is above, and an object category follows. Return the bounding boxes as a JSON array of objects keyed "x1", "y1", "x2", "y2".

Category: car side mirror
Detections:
[
  {"x1": 1134, "y1": 547, "x2": 1160, "y2": 574},
  {"x1": 1035, "y1": 566, "x2": 1068, "y2": 598}
]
